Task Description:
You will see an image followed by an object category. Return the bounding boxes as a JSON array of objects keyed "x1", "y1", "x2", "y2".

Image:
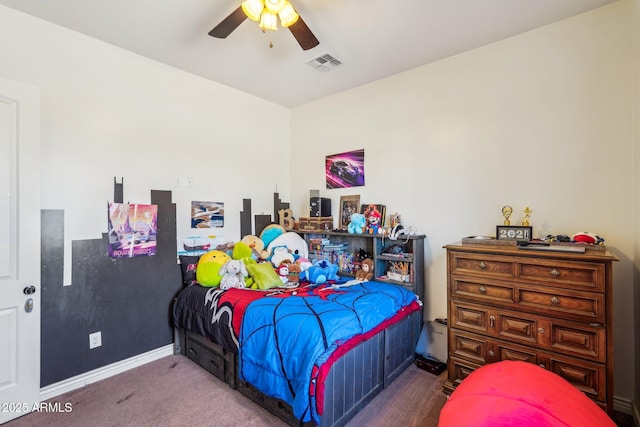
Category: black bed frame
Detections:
[{"x1": 174, "y1": 309, "x2": 421, "y2": 427}]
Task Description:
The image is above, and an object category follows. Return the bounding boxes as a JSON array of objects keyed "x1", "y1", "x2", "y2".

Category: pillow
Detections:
[
  {"x1": 196, "y1": 250, "x2": 232, "y2": 287},
  {"x1": 179, "y1": 255, "x2": 200, "y2": 287},
  {"x1": 246, "y1": 262, "x2": 282, "y2": 290}
]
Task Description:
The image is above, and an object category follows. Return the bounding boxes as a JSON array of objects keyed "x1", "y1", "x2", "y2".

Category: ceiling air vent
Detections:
[{"x1": 306, "y1": 53, "x2": 342, "y2": 72}]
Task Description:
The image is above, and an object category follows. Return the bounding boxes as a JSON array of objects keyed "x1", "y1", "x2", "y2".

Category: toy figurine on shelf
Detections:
[
  {"x1": 364, "y1": 206, "x2": 382, "y2": 234},
  {"x1": 355, "y1": 258, "x2": 374, "y2": 282}
]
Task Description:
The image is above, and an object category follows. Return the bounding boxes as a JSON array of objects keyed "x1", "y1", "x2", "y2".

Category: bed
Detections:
[{"x1": 173, "y1": 278, "x2": 422, "y2": 427}]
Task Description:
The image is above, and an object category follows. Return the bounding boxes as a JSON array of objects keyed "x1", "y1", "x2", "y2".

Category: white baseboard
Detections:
[
  {"x1": 39, "y1": 344, "x2": 174, "y2": 401},
  {"x1": 615, "y1": 395, "x2": 633, "y2": 414}
]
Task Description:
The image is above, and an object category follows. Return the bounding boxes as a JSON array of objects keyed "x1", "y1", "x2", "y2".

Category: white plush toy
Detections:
[{"x1": 218, "y1": 259, "x2": 248, "y2": 290}]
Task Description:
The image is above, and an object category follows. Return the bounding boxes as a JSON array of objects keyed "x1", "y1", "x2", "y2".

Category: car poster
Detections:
[
  {"x1": 107, "y1": 202, "x2": 158, "y2": 258},
  {"x1": 326, "y1": 149, "x2": 365, "y2": 189}
]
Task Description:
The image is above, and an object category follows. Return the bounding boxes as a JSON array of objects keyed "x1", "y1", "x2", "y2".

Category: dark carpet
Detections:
[{"x1": 3, "y1": 355, "x2": 447, "y2": 427}]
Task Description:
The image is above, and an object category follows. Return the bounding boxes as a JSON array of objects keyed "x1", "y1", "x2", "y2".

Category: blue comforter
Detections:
[{"x1": 238, "y1": 281, "x2": 420, "y2": 424}]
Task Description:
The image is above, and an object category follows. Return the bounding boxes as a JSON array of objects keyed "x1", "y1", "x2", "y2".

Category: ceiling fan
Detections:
[{"x1": 209, "y1": 0, "x2": 320, "y2": 50}]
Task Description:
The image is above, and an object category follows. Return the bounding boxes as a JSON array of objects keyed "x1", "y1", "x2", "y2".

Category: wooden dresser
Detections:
[{"x1": 442, "y1": 242, "x2": 618, "y2": 414}]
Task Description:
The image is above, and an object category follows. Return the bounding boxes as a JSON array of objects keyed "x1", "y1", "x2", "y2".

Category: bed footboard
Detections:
[
  {"x1": 175, "y1": 310, "x2": 420, "y2": 426},
  {"x1": 239, "y1": 310, "x2": 420, "y2": 426}
]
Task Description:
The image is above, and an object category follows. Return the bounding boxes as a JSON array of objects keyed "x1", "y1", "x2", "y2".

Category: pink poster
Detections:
[{"x1": 107, "y1": 202, "x2": 158, "y2": 258}]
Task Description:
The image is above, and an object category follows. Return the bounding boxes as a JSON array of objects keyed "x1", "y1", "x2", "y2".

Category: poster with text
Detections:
[
  {"x1": 107, "y1": 202, "x2": 158, "y2": 258},
  {"x1": 191, "y1": 201, "x2": 224, "y2": 228},
  {"x1": 326, "y1": 149, "x2": 365, "y2": 189}
]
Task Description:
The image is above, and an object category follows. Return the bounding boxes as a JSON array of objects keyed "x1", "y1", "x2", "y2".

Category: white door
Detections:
[{"x1": 0, "y1": 77, "x2": 41, "y2": 423}]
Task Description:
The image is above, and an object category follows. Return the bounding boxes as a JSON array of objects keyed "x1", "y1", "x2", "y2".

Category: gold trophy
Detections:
[
  {"x1": 522, "y1": 206, "x2": 532, "y2": 226},
  {"x1": 501, "y1": 206, "x2": 513, "y2": 226}
]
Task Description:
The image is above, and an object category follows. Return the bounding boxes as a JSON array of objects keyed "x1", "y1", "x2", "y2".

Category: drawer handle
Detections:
[
  {"x1": 550, "y1": 296, "x2": 560, "y2": 305},
  {"x1": 478, "y1": 261, "x2": 487, "y2": 270},
  {"x1": 488, "y1": 350, "x2": 495, "y2": 357},
  {"x1": 549, "y1": 268, "x2": 560, "y2": 277},
  {"x1": 479, "y1": 286, "x2": 487, "y2": 294},
  {"x1": 539, "y1": 363, "x2": 546, "y2": 369},
  {"x1": 538, "y1": 327, "x2": 545, "y2": 334},
  {"x1": 489, "y1": 315, "x2": 495, "y2": 327}
]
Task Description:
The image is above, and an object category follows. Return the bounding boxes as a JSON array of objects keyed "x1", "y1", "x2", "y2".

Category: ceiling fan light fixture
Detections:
[
  {"x1": 278, "y1": 3, "x2": 299, "y2": 27},
  {"x1": 241, "y1": 0, "x2": 264, "y2": 22},
  {"x1": 264, "y1": 0, "x2": 287, "y2": 14},
  {"x1": 259, "y1": 11, "x2": 278, "y2": 31}
]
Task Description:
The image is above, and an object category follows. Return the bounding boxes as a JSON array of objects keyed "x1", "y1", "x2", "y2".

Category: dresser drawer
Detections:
[
  {"x1": 448, "y1": 330, "x2": 606, "y2": 403},
  {"x1": 450, "y1": 276, "x2": 515, "y2": 305},
  {"x1": 543, "y1": 353, "x2": 606, "y2": 402},
  {"x1": 450, "y1": 301, "x2": 606, "y2": 362},
  {"x1": 449, "y1": 251, "x2": 515, "y2": 279},
  {"x1": 449, "y1": 329, "x2": 538, "y2": 365},
  {"x1": 444, "y1": 356, "x2": 482, "y2": 393},
  {"x1": 516, "y1": 257, "x2": 605, "y2": 292},
  {"x1": 517, "y1": 285, "x2": 605, "y2": 324},
  {"x1": 450, "y1": 275, "x2": 605, "y2": 324}
]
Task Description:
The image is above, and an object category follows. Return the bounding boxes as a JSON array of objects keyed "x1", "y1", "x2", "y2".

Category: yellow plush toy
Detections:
[
  {"x1": 196, "y1": 250, "x2": 231, "y2": 287},
  {"x1": 240, "y1": 235, "x2": 265, "y2": 260}
]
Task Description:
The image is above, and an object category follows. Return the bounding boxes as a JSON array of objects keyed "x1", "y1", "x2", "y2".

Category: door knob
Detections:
[{"x1": 23, "y1": 285, "x2": 36, "y2": 295}]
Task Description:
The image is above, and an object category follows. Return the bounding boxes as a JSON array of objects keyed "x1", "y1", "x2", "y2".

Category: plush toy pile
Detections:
[{"x1": 180, "y1": 225, "x2": 340, "y2": 291}]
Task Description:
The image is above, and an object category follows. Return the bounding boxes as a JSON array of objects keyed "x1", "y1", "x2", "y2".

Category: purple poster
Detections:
[
  {"x1": 107, "y1": 202, "x2": 158, "y2": 258},
  {"x1": 325, "y1": 149, "x2": 365, "y2": 189}
]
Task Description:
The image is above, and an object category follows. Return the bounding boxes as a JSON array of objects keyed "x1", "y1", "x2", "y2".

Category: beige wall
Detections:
[
  {"x1": 1, "y1": 0, "x2": 637, "y2": 414},
  {"x1": 0, "y1": 5, "x2": 291, "y2": 247},
  {"x1": 292, "y1": 0, "x2": 636, "y2": 404}
]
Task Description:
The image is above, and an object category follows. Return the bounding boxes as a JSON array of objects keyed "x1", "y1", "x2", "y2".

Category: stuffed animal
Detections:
[
  {"x1": 240, "y1": 234, "x2": 265, "y2": 260},
  {"x1": 276, "y1": 263, "x2": 290, "y2": 283},
  {"x1": 265, "y1": 231, "x2": 309, "y2": 261},
  {"x1": 355, "y1": 258, "x2": 374, "y2": 282},
  {"x1": 287, "y1": 262, "x2": 301, "y2": 284},
  {"x1": 348, "y1": 213, "x2": 366, "y2": 234},
  {"x1": 232, "y1": 241, "x2": 253, "y2": 261},
  {"x1": 300, "y1": 259, "x2": 340, "y2": 284},
  {"x1": 365, "y1": 209, "x2": 382, "y2": 234},
  {"x1": 271, "y1": 246, "x2": 295, "y2": 267},
  {"x1": 218, "y1": 259, "x2": 248, "y2": 290},
  {"x1": 259, "y1": 224, "x2": 286, "y2": 250},
  {"x1": 196, "y1": 250, "x2": 232, "y2": 287}
]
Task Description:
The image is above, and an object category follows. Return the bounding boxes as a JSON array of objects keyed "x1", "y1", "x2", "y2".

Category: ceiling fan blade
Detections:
[
  {"x1": 288, "y1": 16, "x2": 319, "y2": 50},
  {"x1": 209, "y1": 6, "x2": 247, "y2": 39}
]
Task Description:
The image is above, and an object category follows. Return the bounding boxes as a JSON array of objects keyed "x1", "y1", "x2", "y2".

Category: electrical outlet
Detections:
[{"x1": 89, "y1": 331, "x2": 102, "y2": 349}]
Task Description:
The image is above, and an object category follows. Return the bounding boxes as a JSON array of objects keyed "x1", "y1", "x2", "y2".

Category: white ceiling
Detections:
[{"x1": 0, "y1": 0, "x2": 619, "y2": 107}]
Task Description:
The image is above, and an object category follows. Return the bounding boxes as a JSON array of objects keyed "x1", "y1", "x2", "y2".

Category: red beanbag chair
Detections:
[{"x1": 438, "y1": 361, "x2": 615, "y2": 427}]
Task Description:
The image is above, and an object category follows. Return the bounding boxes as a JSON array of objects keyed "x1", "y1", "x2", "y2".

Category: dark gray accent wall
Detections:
[{"x1": 40, "y1": 190, "x2": 181, "y2": 386}]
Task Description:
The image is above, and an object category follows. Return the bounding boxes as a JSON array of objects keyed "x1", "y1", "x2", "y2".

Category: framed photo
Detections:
[
  {"x1": 496, "y1": 225, "x2": 532, "y2": 241},
  {"x1": 361, "y1": 204, "x2": 386, "y2": 231},
  {"x1": 339, "y1": 195, "x2": 360, "y2": 229}
]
